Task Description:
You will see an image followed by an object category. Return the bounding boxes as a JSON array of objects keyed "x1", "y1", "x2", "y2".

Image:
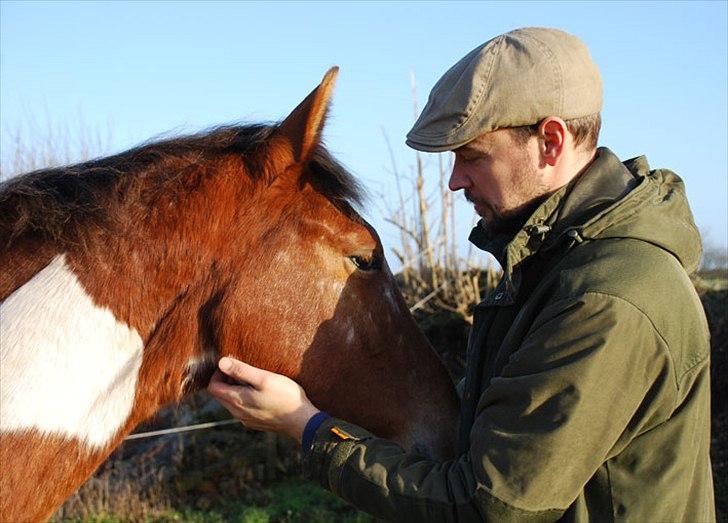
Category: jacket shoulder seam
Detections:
[
  {"x1": 568, "y1": 290, "x2": 678, "y2": 390},
  {"x1": 677, "y1": 350, "x2": 710, "y2": 382}
]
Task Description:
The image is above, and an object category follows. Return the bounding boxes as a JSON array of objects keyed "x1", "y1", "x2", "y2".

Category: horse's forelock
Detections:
[{"x1": 307, "y1": 147, "x2": 366, "y2": 211}]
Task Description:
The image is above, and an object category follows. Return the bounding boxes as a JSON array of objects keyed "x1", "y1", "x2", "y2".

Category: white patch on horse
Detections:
[{"x1": 0, "y1": 254, "x2": 144, "y2": 448}]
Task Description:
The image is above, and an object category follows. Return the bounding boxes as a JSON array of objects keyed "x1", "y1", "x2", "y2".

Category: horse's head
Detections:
[
  {"x1": 0, "y1": 68, "x2": 458, "y2": 522},
  {"x1": 184, "y1": 69, "x2": 458, "y2": 458},
  {"x1": 0, "y1": 73, "x2": 460, "y2": 458}
]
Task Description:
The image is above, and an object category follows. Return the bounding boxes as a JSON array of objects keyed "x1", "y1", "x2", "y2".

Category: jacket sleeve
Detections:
[{"x1": 302, "y1": 292, "x2": 676, "y2": 522}]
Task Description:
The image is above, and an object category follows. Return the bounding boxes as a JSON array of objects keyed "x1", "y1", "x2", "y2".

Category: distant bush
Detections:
[{"x1": 701, "y1": 289, "x2": 728, "y2": 521}]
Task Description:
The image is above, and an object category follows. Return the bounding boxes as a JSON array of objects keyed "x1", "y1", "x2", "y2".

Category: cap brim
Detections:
[{"x1": 405, "y1": 135, "x2": 473, "y2": 153}]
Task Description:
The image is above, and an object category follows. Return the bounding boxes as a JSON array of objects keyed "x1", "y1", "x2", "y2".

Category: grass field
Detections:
[{"x1": 57, "y1": 480, "x2": 371, "y2": 523}]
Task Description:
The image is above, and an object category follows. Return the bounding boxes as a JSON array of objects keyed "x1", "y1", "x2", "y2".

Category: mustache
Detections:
[
  {"x1": 464, "y1": 190, "x2": 492, "y2": 212},
  {"x1": 464, "y1": 190, "x2": 480, "y2": 205}
]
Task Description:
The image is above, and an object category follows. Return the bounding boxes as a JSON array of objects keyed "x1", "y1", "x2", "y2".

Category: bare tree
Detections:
[{"x1": 384, "y1": 72, "x2": 499, "y2": 325}]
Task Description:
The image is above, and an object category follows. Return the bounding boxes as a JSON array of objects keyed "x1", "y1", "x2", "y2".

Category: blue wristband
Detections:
[{"x1": 302, "y1": 411, "x2": 330, "y2": 452}]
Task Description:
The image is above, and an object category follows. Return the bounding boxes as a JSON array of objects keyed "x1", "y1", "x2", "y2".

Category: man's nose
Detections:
[{"x1": 448, "y1": 165, "x2": 469, "y2": 192}]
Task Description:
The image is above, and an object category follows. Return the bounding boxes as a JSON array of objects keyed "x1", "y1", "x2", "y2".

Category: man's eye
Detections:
[{"x1": 349, "y1": 255, "x2": 382, "y2": 271}]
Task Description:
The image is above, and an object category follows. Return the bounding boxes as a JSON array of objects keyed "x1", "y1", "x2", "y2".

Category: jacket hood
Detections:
[{"x1": 471, "y1": 147, "x2": 703, "y2": 287}]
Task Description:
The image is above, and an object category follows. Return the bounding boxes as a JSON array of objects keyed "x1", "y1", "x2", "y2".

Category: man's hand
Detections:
[{"x1": 207, "y1": 357, "x2": 320, "y2": 443}]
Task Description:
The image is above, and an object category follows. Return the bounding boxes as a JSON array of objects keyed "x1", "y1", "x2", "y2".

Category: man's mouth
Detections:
[{"x1": 465, "y1": 191, "x2": 490, "y2": 216}]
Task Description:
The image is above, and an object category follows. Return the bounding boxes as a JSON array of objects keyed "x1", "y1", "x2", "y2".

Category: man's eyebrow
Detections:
[
  {"x1": 455, "y1": 143, "x2": 477, "y2": 153},
  {"x1": 455, "y1": 144, "x2": 486, "y2": 156}
]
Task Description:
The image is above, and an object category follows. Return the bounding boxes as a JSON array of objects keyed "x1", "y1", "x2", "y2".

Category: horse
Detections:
[{"x1": 0, "y1": 68, "x2": 459, "y2": 522}]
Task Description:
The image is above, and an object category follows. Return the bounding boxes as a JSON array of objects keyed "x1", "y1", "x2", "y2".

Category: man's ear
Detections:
[
  {"x1": 538, "y1": 116, "x2": 567, "y2": 167},
  {"x1": 265, "y1": 67, "x2": 339, "y2": 182}
]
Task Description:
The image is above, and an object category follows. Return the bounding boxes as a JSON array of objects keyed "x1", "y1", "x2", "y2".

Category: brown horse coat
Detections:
[{"x1": 0, "y1": 69, "x2": 458, "y2": 521}]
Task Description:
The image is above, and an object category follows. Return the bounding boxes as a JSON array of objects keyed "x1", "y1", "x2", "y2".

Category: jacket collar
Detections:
[{"x1": 470, "y1": 147, "x2": 644, "y2": 305}]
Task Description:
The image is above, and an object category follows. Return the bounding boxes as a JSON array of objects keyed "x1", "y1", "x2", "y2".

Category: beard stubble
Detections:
[{"x1": 465, "y1": 158, "x2": 551, "y2": 237}]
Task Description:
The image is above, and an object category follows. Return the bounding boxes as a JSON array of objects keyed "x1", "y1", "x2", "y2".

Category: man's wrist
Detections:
[
  {"x1": 301, "y1": 411, "x2": 331, "y2": 452},
  {"x1": 285, "y1": 402, "x2": 321, "y2": 443}
]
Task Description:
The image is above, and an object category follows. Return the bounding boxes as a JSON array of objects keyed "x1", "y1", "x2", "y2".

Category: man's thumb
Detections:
[
  {"x1": 219, "y1": 356, "x2": 266, "y2": 388},
  {"x1": 219, "y1": 356, "x2": 236, "y2": 373}
]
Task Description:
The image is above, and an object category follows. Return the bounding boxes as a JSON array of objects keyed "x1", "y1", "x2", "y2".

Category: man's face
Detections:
[{"x1": 450, "y1": 128, "x2": 547, "y2": 234}]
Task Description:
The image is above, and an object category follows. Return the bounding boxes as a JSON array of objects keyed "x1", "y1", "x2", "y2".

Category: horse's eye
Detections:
[{"x1": 349, "y1": 255, "x2": 381, "y2": 272}]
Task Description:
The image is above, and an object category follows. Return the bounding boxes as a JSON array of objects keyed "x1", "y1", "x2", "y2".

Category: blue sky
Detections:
[{"x1": 2, "y1": 1, "x2": 726, "y2": 268}]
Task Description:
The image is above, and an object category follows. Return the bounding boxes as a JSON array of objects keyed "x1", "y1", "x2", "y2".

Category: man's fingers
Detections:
[
  {"x1": 208, "y1": 370, "x2": 237, "y2": 394},
  {"x1": 218, "y1": 356, "x2": 268, "y2": 389},
  {"x1": 208, "y1": 371, "x2": 252, "y2": 404},
  {"x1": 208, "y1": 369, "x2": 228, "y2": 387},
  {"x1": 207, "y1": 373, "x2": 234, "y2": 399}
]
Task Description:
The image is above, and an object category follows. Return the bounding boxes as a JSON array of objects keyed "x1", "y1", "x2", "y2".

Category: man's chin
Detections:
[
  {"x1": 480, "y1": 195, "x2": 551, "y2": 237},
  {"x1": 471, "y1": 200, "x2": 525, "y2": 236},
  {"x1": 474, "y1": 203, "x2": 488, "y2": 218}
]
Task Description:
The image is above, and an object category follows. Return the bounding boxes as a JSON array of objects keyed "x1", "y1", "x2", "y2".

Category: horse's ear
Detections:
[{"x1": 267, "y1": 67, "x2": 339, "y2": 178}]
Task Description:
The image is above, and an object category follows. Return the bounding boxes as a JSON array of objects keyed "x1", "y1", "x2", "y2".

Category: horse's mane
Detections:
[{"x1": 0, "y1": 123, "x2": 365, "y2": 247}]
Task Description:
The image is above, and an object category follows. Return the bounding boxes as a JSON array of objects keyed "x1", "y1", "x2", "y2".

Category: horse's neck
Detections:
[
  {"x1": 0, "y1": 252, "x2": 147, "y2": 521},
  {"x1": 0, "y1": 251, "x2": 208, "y2": 522},
  {"x1": 2, "y1": 246, "x2": 219, "y2": 433},
  {"x1": 0, "y1": 253, "x2": 145, "y2": 450}
]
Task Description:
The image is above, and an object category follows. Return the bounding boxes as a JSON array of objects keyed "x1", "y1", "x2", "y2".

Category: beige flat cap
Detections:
[{"x1": 406, "y1": 27, "x2": 603, "y2": 152}]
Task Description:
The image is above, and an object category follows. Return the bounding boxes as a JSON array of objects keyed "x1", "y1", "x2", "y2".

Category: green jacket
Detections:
[{"x1": 303, "y1": 148, "x2": 715, "y2": 522}]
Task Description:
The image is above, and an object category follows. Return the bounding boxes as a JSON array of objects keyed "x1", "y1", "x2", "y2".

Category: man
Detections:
[{"x1": 208, "y1": 27, "x2": 714, "y2": 521}]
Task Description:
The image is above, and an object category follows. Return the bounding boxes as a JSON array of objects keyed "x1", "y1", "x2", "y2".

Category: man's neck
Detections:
[{"x1": 550, "y1": 148, "x2": 597, "y2": 190}]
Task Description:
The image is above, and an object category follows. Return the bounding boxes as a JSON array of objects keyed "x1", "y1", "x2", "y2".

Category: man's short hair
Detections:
[{"x1": 510, "y1": 113, "x2": 602, "y2": 151}]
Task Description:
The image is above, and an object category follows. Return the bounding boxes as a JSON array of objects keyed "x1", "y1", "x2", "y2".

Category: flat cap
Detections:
[{"x1": 406, "y1": 27, "x2": 603, "y2": 152}]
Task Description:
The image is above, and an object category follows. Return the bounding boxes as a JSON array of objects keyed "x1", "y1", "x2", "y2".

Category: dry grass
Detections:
[
  {"x1": 1, "y1": 112, "x2": 111, "y2": 180},
  {"x1": 50, "y1": 395, "x2": 292, "y2": 521},
  {"x1": 52, "y1": 452, "x2": 172, "y2": 522}
]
